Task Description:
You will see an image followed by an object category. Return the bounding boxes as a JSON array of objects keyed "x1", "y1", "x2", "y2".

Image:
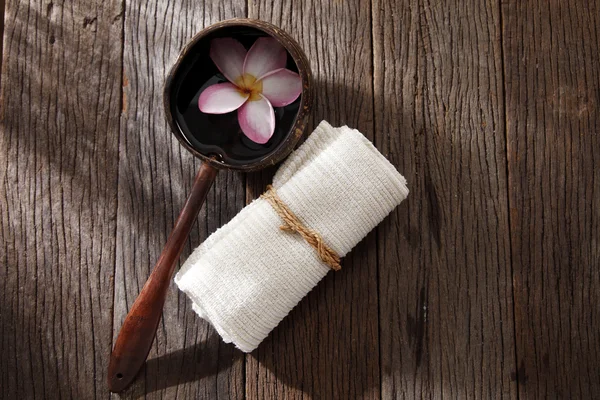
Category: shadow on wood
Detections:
[{"x1": 115, "y1": 331, "x2": 239, "y2": 399}]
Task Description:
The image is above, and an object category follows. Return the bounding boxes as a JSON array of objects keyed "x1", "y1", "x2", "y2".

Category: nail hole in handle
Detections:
[{"x1": 116, "y1": 373, "x2": 123, "y2": 379}]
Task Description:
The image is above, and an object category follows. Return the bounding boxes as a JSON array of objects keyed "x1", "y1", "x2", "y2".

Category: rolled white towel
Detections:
[{"x1": 175, "y1": 121, "x2": 409, "y2": 352}]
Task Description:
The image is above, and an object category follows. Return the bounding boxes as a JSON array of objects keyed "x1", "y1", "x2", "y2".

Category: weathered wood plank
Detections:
[
  {"x1": 0, "y1": 0, "x2": 5, "y2": 87},
  {"x1": 245, "y1": 1, "x2": 380, "y2": 399},
  {"x1": 0, "y1": 0, "x2": 124, "y2": 398},
  {"x1": 112, "y1": 1, "x2": 247, "y2": 398},
  {"x1": 373, "y1": 0, "x2": 517, "y2": 398},
  {"x1": 503, "y1": 0, "x2": 600, "y2": 397}
]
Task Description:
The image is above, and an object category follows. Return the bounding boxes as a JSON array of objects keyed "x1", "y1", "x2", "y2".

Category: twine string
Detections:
[{"x1": 261, "y1": 185, "x2": 342, "y2": 271}]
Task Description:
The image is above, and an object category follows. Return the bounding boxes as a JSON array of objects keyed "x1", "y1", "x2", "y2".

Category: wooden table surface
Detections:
[{"x1": 2, "y1": 0, "x2": 599, "y2": 398}]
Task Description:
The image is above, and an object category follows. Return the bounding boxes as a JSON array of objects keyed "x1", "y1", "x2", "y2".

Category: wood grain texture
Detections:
[
  {"x1": 373, "y1": 0, "x2": 517, "y2": 398},
  {"x1": 112, "y1": 0, "x2": 247, "y2": 398},
  {"x1": 0, "y1": 0, "x2": 124, "y2": 398},
  {"x1": 245, "y1": 1, "x2": 380, "y2": 399},
  {"x1": 503, "y1": 0, "x2": 600, "y2": 398},
  {"x1": 3, "y1": 0, "x2": 600, "y2": 398},
  {"x1": 0, "y1": 0, "x2": 5, "y2": 87}
]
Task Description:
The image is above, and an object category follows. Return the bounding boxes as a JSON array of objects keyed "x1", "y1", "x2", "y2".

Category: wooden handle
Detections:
[{"x1": 107, "y1": 162, "x2": 218, "y2": 393}]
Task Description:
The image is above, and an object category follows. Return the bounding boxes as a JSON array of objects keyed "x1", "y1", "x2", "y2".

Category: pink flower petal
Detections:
[
  {"x1": 237, "y1": 95, "x2": 275, "y2": 144},
  {"x1": 210, "y1": 38, "x2": 247, "y2": 82},
  {"x1": 259, "y1": 68, "x2": 302, "y2": 107},
  {"x1": 198, "y1": 83, "x2": 249, "y2": 114},
  {"x1": 243, "y1": 37, "x2": 287, "y2": 79}
]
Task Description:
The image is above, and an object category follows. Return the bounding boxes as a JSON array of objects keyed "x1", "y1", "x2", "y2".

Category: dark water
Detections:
[{"x1": 168, "y1": 27, "x2": 301, "y2": 166}]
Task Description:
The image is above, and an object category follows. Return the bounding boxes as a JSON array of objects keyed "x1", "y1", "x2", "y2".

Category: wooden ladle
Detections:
[{"x1": 107, "y1": 18, "x2": 312, "y2": 393}]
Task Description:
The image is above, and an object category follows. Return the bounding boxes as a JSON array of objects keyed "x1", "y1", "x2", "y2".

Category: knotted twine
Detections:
[{"x1": 261, "y1": 185, "x2": 342, "y2": 271}]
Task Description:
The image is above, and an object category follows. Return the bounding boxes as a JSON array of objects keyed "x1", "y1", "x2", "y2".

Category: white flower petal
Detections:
[
  {"x1": 243, "y1": 37, "x2": 287, "y2": 79},
  {"x1": 259, "y1": 68, "x2": 302, "y2": 107},
  {"x1": 237, "y1": 95, "x2": 275, "y2": 144},
  {"x1": 198, "y1": 83, "x2": 249, "y2": 114},
  {"x1": 210, "y1": 38, "x2": 247, "y2": 82}
]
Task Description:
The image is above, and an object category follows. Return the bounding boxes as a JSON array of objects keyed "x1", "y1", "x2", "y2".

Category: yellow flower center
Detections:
[{"x1": 235, "y1": 73, "x2": 263, "y2": 102}]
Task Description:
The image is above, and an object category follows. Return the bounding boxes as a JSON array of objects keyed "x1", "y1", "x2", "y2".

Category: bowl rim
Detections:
[{"x1": 163, "y1": 18, "x2": 313, "y2": 172}]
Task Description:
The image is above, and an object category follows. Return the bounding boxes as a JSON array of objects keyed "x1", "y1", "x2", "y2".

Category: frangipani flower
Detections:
[{"x1": 198, "y1": 37, "x2": 302, "y2": 144}]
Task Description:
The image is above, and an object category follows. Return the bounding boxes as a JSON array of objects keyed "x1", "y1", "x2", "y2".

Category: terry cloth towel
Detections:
[{"x1": 175, "y1": 121, "x2": 409, "y2": 352}]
